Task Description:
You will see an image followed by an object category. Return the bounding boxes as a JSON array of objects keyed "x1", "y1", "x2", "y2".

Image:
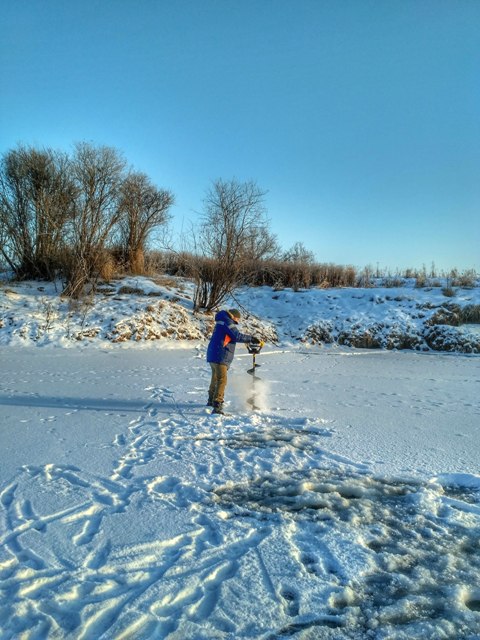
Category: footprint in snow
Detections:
[{"x1": 280, "y1": 587, "x2": 300, "y2": 617}]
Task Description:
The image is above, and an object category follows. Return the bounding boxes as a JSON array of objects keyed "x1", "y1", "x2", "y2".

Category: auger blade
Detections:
[{"x1": 247, "y1": 350, "x2": 262, "y2": 410}]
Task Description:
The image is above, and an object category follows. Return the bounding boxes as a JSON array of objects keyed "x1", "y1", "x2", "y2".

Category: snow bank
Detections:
[{"x1": 1, "y1": 275, "x2": 480, "y2": 353}]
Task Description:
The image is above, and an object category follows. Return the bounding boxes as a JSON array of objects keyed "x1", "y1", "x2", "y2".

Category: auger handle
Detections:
[{"x1": 247, "y1": 343, "x2": 263, "y2": 355}]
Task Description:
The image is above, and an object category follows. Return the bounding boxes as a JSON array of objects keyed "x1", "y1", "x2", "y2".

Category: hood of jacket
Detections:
[{"x1": 215, "y1": 309, "x2": 237, "y2": 324}]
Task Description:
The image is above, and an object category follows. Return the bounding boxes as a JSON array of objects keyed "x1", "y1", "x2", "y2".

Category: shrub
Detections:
[
  {"x1": 98, "y1": 252, "x2": 117, "y2": 282},
  {"x1": 303, "y1": 321, "x2": 334, "y2": 344},
  {"x1": 425, "y1": 325, "x2": 480, "y2": 353},
  {"x1": 415, "y1": 273, "x2": 427, "y2": 288},
  {"x1": 426, "y1": 305, "x2": 462, "y2": 327},
  {"x1": 451, "y1": 270, "x2": 477, "y2": 288},
  {"x1": 118, "y1": 286, "x2": 145, "y2": 295},
  {"x1": 382, "y1": 277, "x2": 405, "y2": 288},
  {"x1": 461, "y1": 305, "x2": 480, "y2": 324},
  {"x1": 441, "y1": 287, "x2": 456, "y2": 298}
]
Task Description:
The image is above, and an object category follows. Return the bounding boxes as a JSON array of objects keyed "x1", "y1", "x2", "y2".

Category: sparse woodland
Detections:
[{"x1": 0, "y1": 143, "x2": 477, "y2": 312}]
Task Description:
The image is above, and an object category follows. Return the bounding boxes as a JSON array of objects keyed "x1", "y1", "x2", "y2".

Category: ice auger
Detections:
[{"x1": 246, "y1": 341, "x2": 263, "y2": 410}]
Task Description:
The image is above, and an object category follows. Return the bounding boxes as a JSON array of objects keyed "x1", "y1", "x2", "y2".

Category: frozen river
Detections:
[{"x1": 1, "y1": 345, "x2": 479, "y2": 639}]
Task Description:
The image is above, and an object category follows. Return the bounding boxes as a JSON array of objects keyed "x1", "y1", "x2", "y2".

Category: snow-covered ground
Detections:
[
  {"x1": 1, "y1": 275, "x2": 480, "y2": 352},
  {"x1": 1, "y1": 277, "x2": 480, "y2": 639}
]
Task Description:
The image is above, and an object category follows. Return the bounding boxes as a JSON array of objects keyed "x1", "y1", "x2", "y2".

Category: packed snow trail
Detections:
[{"x1": 1, "y1": 346, "x2": 480, "y2": 639}]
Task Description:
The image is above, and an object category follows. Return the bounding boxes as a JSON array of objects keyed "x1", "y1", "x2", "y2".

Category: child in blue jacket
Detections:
[{"x1": 206, "y1": 308, "x2": 260, "y2": 414}]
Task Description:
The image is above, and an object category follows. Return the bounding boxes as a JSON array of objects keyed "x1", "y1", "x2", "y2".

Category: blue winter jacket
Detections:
[{"x1": 206, "y1": 310, "x2": 252, "y2": 367}]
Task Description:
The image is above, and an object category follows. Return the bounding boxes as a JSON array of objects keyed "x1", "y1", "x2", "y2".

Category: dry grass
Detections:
[
  {"x1": 117, "y1": 286, "x2": 145, "y2": 295},
  {"x1": 461, "y1": 305, "x2": 480, "y2": 324}
]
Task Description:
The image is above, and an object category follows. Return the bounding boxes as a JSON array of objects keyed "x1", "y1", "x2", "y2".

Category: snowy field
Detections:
[{"x1": 1, "y1": 341, "x2": 480, "y2": 639}]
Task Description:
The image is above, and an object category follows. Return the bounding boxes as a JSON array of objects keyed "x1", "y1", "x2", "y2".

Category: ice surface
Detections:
[{"x1": 1, "y1": 342, "x2": 479, "y2": 638}]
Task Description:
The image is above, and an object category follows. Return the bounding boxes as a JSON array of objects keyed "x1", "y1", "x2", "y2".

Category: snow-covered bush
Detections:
[
  {"x1": 303, "y1": 320, "x2": 334, "y2": 344},
  {"x1": 425, "y1": 326, "x2": 480, "y2": 354}
]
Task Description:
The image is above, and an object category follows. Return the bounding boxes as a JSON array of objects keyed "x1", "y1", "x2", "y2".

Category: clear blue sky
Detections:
[{"x1": 1, "y1": 0, "x2": 479, "y2": 272}]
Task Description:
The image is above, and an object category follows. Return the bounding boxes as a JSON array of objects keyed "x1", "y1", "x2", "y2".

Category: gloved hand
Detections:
[{"x1": 251, "y1": 337, "x2": 265, "y2": 347}]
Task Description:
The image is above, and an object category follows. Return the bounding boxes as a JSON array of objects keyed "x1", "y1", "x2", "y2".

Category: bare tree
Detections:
[
  {"x1": 0, "y1": 211, "x2": 9, "y2": 269},
  {"x1": 282, "y1": 241, "x2": 315, "y2": 265},
  {"x1": 63, "y1": 142, "x2": 126, "y2": 298},
  {"x1": 193, "y1": 178, "x2": 273, "y2": 310},
  {"x1": 0, "y1": 145, "x2": 75, "y2": 279},
  {"x1": 280, "y1": 242, "x2": 317, "y2": 290},
  {"x1": 242, "y1": 223, "x2": 280, "y2": 262},
  {"x1": 118, "y1": 172, "x2": 174, "y2": 274}
]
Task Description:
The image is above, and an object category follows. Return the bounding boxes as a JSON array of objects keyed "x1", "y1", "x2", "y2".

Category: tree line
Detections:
[
  {"x1": 3, "y1": 142, "x2": 472, "y2": 312},
  {"x1": 0, "y1": 142, "x2": 353, "y2": 309}
]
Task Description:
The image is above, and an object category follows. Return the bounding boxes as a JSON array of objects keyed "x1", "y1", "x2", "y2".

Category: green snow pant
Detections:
[{"x1": 208, "y1": 363, "x2": 228, "y2": 405}]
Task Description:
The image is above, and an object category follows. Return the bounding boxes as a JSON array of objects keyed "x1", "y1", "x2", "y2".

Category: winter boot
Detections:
[
  {"x1": 212, "y1": 402, "x2": 225, "y2": 415},
  {"x1": 207, "y1": 395, "x2": 214, "y2": 407}
]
